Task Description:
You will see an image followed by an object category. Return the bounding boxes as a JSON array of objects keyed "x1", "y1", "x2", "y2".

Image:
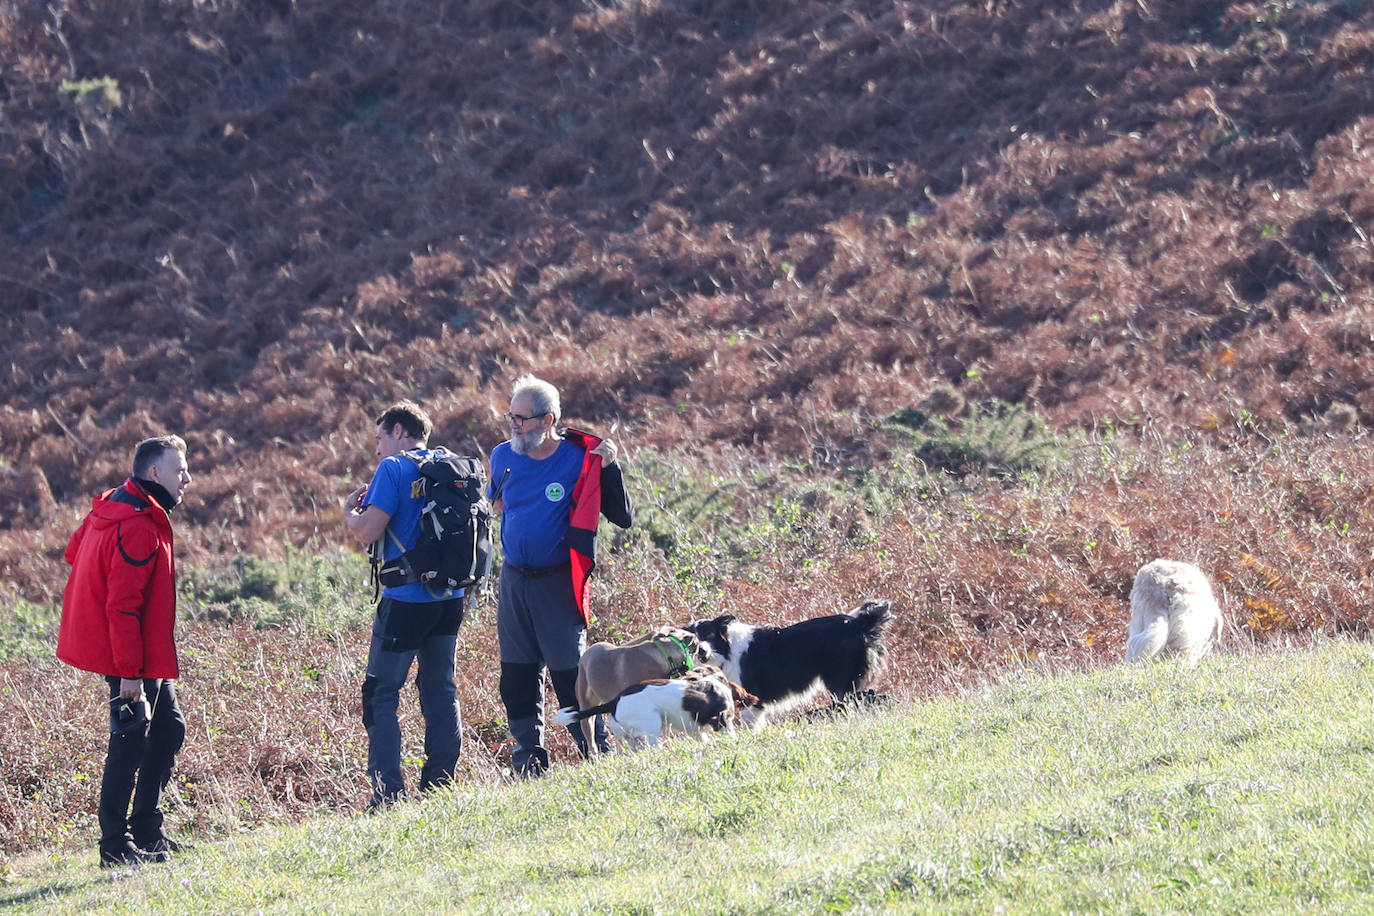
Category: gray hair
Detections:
[
  {"x1": 512, "y1": 374, "x2": 561, "y2": 424},
  {"x1": 132, "y1": 435, "x2": 187, "y2": 478}
]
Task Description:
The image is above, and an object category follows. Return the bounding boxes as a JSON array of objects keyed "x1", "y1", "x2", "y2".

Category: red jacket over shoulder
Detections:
[
  {"x1": 57, "y1": 478, "x2": 179, "y2": 679},
  {"x1": 563, "y1": 428, "x2": 604, "y2": 626}
]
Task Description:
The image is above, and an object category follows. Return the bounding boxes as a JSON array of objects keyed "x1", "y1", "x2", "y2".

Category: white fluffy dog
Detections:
[{"x1": 1125, "y1": 559, "x2": 1224, "y2": 665}]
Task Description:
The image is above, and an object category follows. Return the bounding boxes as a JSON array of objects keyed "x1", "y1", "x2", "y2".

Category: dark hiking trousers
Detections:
[
  {"x1": 99, "y1": 677, "x2": 185, "y2": 856},
  {"x1": 362, "y1": 595, "x2": 465, "y2": 806}
]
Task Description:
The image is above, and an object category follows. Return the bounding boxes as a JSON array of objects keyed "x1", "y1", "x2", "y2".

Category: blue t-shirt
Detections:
[
  {"x1": 364, "y1": 449, "x2": 460, "y2": 602},
  {"x1": 488, "y1": 438, "x2": 584, "y2": 568}
]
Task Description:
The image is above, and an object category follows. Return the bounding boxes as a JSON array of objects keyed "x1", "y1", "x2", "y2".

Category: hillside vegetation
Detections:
[
  {"x1": 2, "y1": 0, "x2": 1373, "y2": 858},
  {"x1": 2, "y1": 0, "x2": 1373, "y2": 593},
  {"x1": 6, "y1": 642, "x2": 1374, "y2": 913}
]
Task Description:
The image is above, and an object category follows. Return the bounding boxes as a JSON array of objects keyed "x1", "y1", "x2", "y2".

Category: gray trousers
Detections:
[{"x1": 497, "y1": 564, "x2": 605, "y2": 771}]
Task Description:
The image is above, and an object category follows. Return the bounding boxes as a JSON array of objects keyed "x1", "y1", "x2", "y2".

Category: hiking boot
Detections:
[
  {"x1": 137, "y1": 836, "x2": 189, "y2": 855},
  {"x1": 511, "y1": 746, "x2": 549, "y2": 780},
  {"x1": 99, "y1": 840, "x2": 169, "y2": 869},
  {"x1": 364, "y1": 792, "x2": 405, "y2": 815},
  {"x1": 513, "y1": 757, "x2": 548, "y2": 780}
]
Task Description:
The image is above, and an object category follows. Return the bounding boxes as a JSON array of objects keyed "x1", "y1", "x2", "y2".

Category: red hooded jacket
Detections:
[
  {"x1": 563, "y1": 429, "x2": 604, "y2": 625},
  {"x1": 57, "y1": 478, "x2": 179, "y2": 679}
]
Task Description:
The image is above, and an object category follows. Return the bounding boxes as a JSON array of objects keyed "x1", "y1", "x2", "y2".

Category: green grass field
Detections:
[{"x1": 5, "y1": 640, "x2": 1372, "y2": 915}]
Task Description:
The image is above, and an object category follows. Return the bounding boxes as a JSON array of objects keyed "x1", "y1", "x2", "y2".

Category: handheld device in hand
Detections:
[{"x1": 109, "y1": 696, "x2": 151, "y2": 735}]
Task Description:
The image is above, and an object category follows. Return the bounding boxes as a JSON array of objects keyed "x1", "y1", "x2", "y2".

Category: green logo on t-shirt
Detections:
[{"x1": 545, "y1": 482, "x2": 565, "y2": 502}]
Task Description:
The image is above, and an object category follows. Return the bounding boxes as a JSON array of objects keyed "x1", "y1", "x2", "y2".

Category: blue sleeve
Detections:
[{"x1": 364, "y1": 459, "x2": 403, "y2": 518}]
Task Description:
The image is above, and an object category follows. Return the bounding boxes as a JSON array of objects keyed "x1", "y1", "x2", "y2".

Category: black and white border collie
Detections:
[{"x1": 685, "y1": 600, "x2": 892, "y2": 712}]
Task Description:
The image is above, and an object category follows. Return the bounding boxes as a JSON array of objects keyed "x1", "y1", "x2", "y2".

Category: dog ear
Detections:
[
  {"x1": 728, "y1": 680, "x2": 759, "y2": 706},
  {"x1": 713, "y1": 615, "x2": 736, "y2": 634}
]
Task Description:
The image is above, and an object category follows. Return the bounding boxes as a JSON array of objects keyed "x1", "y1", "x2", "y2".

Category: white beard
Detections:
[{"x1": 510, "y1": 428, "x2": 548, "y2": 455}]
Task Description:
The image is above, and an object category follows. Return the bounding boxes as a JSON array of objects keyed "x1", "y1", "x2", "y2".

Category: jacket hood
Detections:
[{"x1": 85, "y1": 479, "x2": 170, "y2": 531}]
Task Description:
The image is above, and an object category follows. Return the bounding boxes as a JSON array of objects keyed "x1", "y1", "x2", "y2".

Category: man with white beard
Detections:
[{"x1": 487, "y1": 374, "x2": 633, "y2": 776}]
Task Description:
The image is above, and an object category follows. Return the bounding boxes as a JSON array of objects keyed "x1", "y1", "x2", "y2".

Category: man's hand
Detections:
[
  {"x1": 119, "y1": 677, "x2": 143, "y2": 701},
  {"x1": 591, "y1": 438, "x2": 620, "y2": 467},
  {"x1": 343, "y1": 483, "x2": 389, "y2": 546},
  {"x1": 344, "y1": 484, "x2": 368, "y2": 514}
]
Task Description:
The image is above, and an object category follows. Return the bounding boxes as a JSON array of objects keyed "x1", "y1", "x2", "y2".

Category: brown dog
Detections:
[
  {"x1": 573, "y1": 627, "x2": 709, "y2": 756},
  {"x1": 681, "y1": 664, "x2": 768, "y2": 730}
]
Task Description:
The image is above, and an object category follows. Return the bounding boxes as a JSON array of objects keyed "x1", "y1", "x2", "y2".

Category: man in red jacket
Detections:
[{"x1": 57, "y1": 435, "x2": 192, "y2": 868}]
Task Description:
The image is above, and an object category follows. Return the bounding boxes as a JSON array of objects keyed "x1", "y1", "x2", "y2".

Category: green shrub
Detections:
[
  {"x1": 623, "y1": 447, "x2": 941, "y2": 595},
  {"x1": 882, "y1": 400, "x2": 1067, "y2": 479},
  {"x1": 179, "y1": 544, "x2": 370, "y2": 634},
  {"x1": 0, "y1": 595, "x2": 59, "y2": 663}
]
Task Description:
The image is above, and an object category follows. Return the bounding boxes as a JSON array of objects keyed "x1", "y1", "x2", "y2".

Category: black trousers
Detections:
[{"x1": 99, "y1": 677, "x2": 186, "y2": 853}]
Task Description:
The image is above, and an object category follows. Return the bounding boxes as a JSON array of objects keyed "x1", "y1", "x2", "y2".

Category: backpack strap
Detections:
[
  {"x1": 490, "y1": 467, "x2": 511, "y2": 502},
  {"x1": 370, "y1": 450, "x2": 428, "y2": 593},
  {"x1": 376, "y1": 524, "x2": 421, "y2": 589}
]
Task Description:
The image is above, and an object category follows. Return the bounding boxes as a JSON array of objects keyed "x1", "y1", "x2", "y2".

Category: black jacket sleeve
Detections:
[{"x1": 600, "y1": 462, "x2": 633, "y2": 529}]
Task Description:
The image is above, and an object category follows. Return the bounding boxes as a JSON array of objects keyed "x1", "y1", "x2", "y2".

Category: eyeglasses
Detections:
[{"x1": 504, "y1": 411, "x2": 548, "y2": 426}]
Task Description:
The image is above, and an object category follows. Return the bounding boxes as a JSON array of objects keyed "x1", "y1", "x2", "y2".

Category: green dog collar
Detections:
[
  {"x1": 654, "y1": 634, "x2": 696, "y2": 675},
  {"x1": 666, "y1": 634, "x2": 695, "y2": 671}
]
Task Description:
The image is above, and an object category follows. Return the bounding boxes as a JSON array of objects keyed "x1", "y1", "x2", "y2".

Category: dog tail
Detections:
[
  {"x1": 852, "y1": 599, "x2": 893, "y2": 683},
  {"x1": 553, "y1": 700, "x2": 616, "y2": 727},
  {"x1": 853, "y1": 599, "x2": 892, "y2": 647},
  {"x1": 1125, "y1": 620, "x2": 1168, "y2": 663}
]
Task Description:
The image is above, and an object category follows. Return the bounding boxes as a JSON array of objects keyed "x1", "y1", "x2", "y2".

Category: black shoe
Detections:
[
  {"x1": 99, "y1": 840, "x2": 169, "y2": 869},
  {"x1": 511, "y1": 746, "x2": 550, "y2": 780},
  {"x1": 419, "y1": 775, "x2": 454, "y2": 796},
  {"x1": 513, "y1": 757, "x2": 548, "y2": 780},
  {"x1": 364, "y1": 792, "x2": 405, "y2": 814},
  {"x1": 137, "y1": 836, "x2": 189, "y2": 855}
]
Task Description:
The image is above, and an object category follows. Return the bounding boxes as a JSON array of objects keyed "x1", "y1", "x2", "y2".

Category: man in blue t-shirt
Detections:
[
  {"x1": 344, "y1": 400, "x2": 464, "y2": 808},
  {"x1": 488, "y1": 374, "x2": 632, "y2": 777}
]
